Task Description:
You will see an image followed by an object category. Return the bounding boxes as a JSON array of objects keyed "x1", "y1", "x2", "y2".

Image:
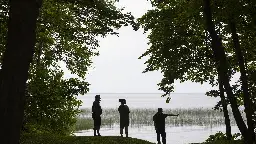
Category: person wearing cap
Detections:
[
  {"x1": 153, "y1": 108, "x2": 179, "y2": 144},
  {"x1": 92, "y1": 95, "x2": 102, "y2": 136},
  {"x1": 118, "y1": 99, "x2": 130, "y2": 137}
]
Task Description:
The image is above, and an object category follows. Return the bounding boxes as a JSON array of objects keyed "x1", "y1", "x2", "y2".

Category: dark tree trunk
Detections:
[
  {"x1": 0, "y1": 0, "x2": 42, "y2": 143},
  {"x1": 203, "y1": 0, "x2": 249, "y2": 141},
  {"x1": 218, "y1": 75, "x2": 232, "y2": 140},
  {"x1": 229, "y1": 18, "x2": 255, "y2": 143}
]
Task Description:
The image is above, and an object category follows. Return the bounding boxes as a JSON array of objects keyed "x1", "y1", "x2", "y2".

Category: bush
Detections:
[{"x1": 203, "y1": 131, "x2": 243, "y2": 144}]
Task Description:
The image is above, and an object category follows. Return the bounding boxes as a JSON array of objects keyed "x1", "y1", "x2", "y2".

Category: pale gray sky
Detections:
[{"x1": 64, "y1": 0, "x2": 239, "y2": 94}]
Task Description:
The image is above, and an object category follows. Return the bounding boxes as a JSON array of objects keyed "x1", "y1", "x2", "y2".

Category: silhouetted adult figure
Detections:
[
  {"x1": 153, "y1": 108, "x2": 179, "y2": 144},
  {"x1": 92, "y1": 95, "x2": 102, "y2": 136},
  {"x1": 118, "y1": 99, "x2": 130, "y2": 137}
]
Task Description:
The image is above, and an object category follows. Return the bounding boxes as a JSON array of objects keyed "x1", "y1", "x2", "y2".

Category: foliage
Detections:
[
  {"x1": 23, "y1": 68, "x2": 88, "y2": 135},
  {"x1": 29, "y1": 0, "x2": 138, "y2": 78},
  {"x1": 138, "y1": 0, "x2": 256, "y2": 108},
  {"x1": 138, "y1": 0, "x2": 220, "y2": 101},
  {"x1": 204, "y1": 131, "x2": 242, "y2": 143}
]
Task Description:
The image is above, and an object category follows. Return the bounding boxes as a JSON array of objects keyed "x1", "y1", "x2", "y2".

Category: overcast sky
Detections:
[{"x1": 64, "y1": 0, "x2": 239, "y2": 94}]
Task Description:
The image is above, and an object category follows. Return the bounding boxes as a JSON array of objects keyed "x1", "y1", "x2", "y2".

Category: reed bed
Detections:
[{"x1": 75, "y1": 108, "x2": 239, "y2": 131}]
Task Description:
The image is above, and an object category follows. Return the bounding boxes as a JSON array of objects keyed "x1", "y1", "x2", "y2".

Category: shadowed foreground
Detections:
[
  {"x1": 20, "y1": 134, "x2": 154, "y2": 144},
  {"x1": 20, "y1": 134, "x2": 243, "y2": 144}
]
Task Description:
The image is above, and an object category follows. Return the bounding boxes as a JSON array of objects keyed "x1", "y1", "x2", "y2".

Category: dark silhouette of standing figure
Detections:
[
  {"x1": 118, "y1": 99, "x2": 130, "y2": 137},
  {"x1": 92, "y1": 95, "x2": 102, "y2": 136},
  {"x1": 153, "y1": 108, "x2": 179, "y2": 144}
]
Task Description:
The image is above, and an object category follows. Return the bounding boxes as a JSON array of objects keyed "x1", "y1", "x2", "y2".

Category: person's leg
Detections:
[
  {"x1": 93, "y1": 119, "x2": 97, "y2": 136},
  {"x1": 97, "y1": 117, "x2": 101, "y2": 136},
  {"x1": 161, "y1": 132, "x2": 166, "y2": 144},
  {"x1": 125, "y1": 126, "x2": 128, "y2": 137},
  {"x1": 120, "y1": 126, "x2": 124, "y2": 137},
  {"x1": 96, "y1": 129, "x2": 101, "y2": 136},
  {"x1": 156, "y1": 131, "x2": 161, "y2": 144},
  {"x1": 94, "y1": 117, "x2": 101, "y2": 136}
]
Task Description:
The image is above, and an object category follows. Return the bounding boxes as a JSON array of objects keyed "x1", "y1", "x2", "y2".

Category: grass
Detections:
[
  {"x1": 75, "y1": 108, "x2": 239, "y2": 131},
  {"x1": 20, "y1": 134, "x2": 243, "y2": 144},
  {"x1": 20, "y1": 134, "x2": 154, "y2": 144}
]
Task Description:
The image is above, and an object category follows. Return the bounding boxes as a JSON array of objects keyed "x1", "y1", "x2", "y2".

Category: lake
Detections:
[
  {"x1": 74, "y1": 125, "x2": 240, "y2": 144},
  {"x1": 75, "y1": 93, "x2": 241, "y2": 143}
]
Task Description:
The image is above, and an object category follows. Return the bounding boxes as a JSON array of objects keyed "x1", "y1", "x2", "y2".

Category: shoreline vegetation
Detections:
[
  {"x1": 20, "y1": 108, "x2": 244, "y2": 144},
  {"x1": 74, "y1": 108, "x2": 243, "y2": 131}
]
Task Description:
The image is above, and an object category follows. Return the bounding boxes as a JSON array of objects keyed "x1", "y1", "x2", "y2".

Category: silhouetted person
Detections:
[
  {"x1": 153, "y1": 108, "x2": 179, "y2": 144},
  {"x1": 92, "y1": 95, "x2": 102, "y2": 136},
  {"x1": 118, "y1": 99, "x2": 130, "y2": 137}
]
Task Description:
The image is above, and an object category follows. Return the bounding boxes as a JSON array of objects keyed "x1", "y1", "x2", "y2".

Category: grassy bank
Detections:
[
  {"x1": 20, "y1": 134, "x2": 154, "y2": 144},
  {"x1": 75, "y1": 108, "x2": 239, "y2": 131}
]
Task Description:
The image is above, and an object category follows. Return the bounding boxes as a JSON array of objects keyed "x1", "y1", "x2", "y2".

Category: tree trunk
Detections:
[
  {"x1": 203, "y1": 0, "x2": 249, "y2": 141},
  {"x1": 228, "y1": 18, "x2": 255, "y2": 143},
  {"x1": 218, "y1": 75, "x2": 232, "y2": 140},
  {"x1": 0, "y1": 0, "x2": 42, "y2": 143}
]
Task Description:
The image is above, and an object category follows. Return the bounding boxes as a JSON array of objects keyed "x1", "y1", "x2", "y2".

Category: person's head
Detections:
[
  {"x1": 95, "y1": 95, "x2": 101, "y2": 101},
  {"x1": 119, "y1": 99, "x2": 126, "y2": 105},
  {"x1": 158, "y1": 108, "x2": 163, "y2": 113}
]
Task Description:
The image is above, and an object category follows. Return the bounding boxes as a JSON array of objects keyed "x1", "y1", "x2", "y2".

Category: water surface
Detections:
[{"x1": 74, "y1": 125, "x2": 240, "y2": 144}]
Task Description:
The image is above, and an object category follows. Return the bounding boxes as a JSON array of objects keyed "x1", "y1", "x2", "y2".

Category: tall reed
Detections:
[{"x1": 75, "y1": 108, "x2": 238, "y2": 131}]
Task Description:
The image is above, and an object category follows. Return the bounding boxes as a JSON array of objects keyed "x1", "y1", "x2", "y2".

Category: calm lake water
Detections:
[{"x1": 75, "y1": 93, "x2": 241, "y2": 143}]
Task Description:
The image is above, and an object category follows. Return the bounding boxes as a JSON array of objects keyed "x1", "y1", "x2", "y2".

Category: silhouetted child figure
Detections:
[
  {"x1": 118, "y1": 99, "x2": 130, "y2": 137},
  {"x1": 92, "y1": 95, "x2": 102, "y2": 136},
  {"x1": 153, "y1": 108, "x2": 179, "y2": 144}
]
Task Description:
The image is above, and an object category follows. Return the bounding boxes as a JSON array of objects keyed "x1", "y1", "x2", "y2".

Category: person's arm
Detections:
[
  {"x1": 127, "y1": 105, "x2": 130, "y2": 113},
  {"x1": 167, "y1": 114, "x2": 179, "y2": 117},
  {"x1": 92, "y1": 103, "x2": 96, "y2": 118},
  {"x1": 99, "y1": 105, "x2": 102, "y2": 115},
  {"x1": 153, "y1": 115, "x2": 157, "y2": 130},
  {"x1": 92, "y1": 103, "x2": 96, "y2": 113}
]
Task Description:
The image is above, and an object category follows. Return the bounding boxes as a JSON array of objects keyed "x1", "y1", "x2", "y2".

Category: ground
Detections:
[
  {"x1": 20, "y1": 134, "x2": 155, "y2": 144},
  {"x1": 20, "y1": 134, "x2": 243, "y2": 144}
]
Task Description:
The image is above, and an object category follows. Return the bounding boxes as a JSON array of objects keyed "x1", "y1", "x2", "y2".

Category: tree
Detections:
[
  {"x1": 226, "y1": 0, "x2": 254, "y2": 141},
  {"x1": 206, "y1": 73, "x2": 232, "y2": 140},
  {"x1": 138, "y1": 0, "x2": 234, "y2": 138},
  {"x1": 202, "y1": 0, "x2": 249, "y2": 140},
  {"x1": 0, "y1": 0, "x2": 138, "y2": 142},
  {"x1": 0, "y1": 0, "x2": 42, "y2": 143},
  {"x1": 138, "y1": 0, "x2": 256, "y2": 142}
]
